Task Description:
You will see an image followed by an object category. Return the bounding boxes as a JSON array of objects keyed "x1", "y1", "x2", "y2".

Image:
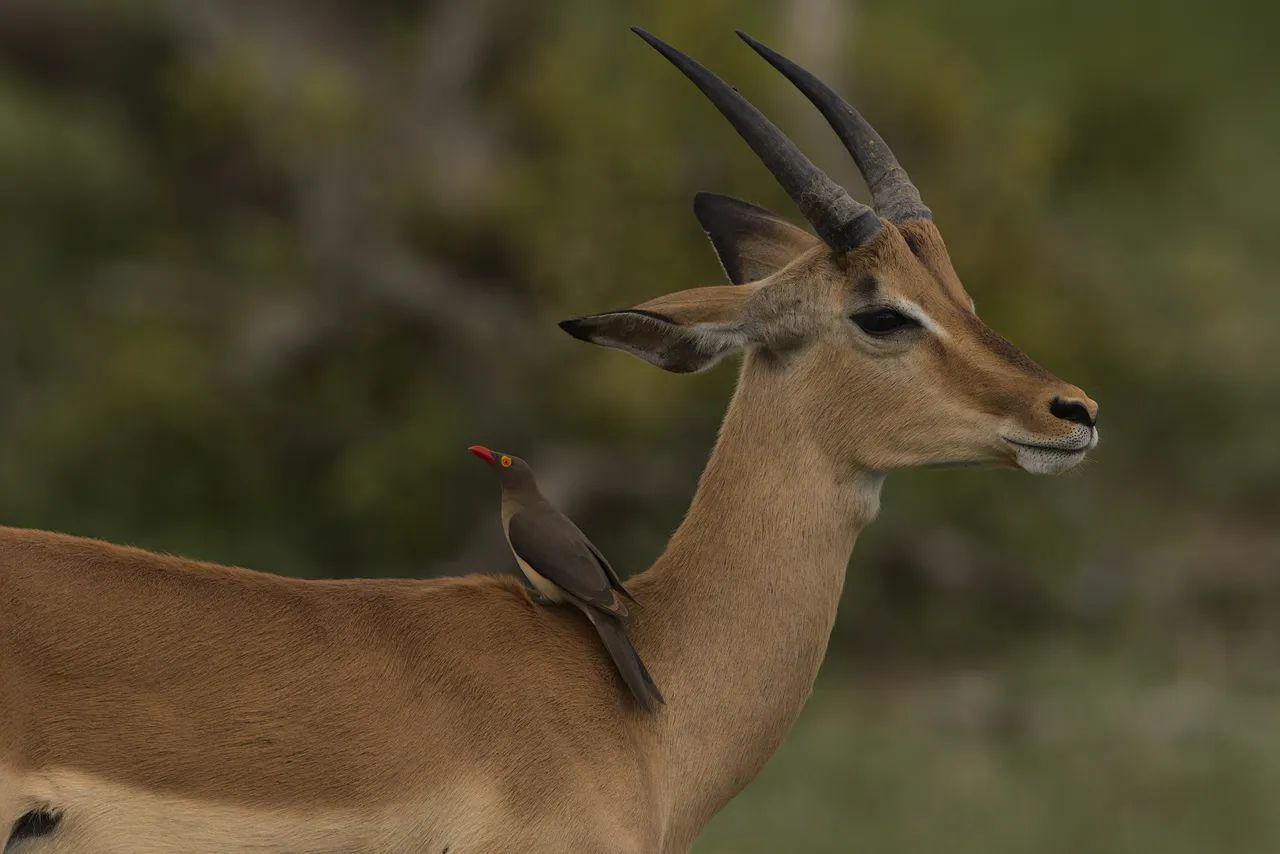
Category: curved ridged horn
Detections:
[
  {"x1": 632, "y1": 27, "x2": 882, "y2": 252},
  {"x1": 737, "y1": 30, "x2": 931, "y2": 223}
]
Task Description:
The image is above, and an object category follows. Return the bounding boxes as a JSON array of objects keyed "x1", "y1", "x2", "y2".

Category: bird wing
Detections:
[
  {"x1": 507, "y1": 510, "x2": 629, "y2": 618},
  {"x1": 582, "y1": 536, "x2": 637, "y2": 604},
  {"x1": 558, "y1": 514, "x2": 637, "y2": 602}
]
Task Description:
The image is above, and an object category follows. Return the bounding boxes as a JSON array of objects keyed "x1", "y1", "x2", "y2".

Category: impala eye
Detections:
[{"x1": 851, "y1": 308, "x2": 917, "y2": 336}]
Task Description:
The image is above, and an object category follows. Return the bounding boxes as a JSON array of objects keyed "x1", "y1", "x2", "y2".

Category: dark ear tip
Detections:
[
  {"x1": 692, "y1": 191, "x2": 745, "y2": 225},
  {"x1": 558, "y1": 317, "x2": 593, "y2": 342},
  {"x1": 692, "y1": 191, "x2": 714, "y2": 219},
  {"x1": 693, "y1": 192, "x2": 731, "y2": 240}
]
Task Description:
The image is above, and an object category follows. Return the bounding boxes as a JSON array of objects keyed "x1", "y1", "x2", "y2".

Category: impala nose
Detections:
[{"x1": 1049, "y1": 396, "x2": 1096, "y2": 429}]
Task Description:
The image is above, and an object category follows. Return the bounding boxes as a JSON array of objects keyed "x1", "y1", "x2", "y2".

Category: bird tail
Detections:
[{"x1": 586, "y1": 610, "x2": 665, "y2": 713}]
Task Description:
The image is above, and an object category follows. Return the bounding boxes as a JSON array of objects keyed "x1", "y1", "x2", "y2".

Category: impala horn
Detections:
[
  {"x1": 632, "y1": 27, "x2": 883, "y2": 253},
  {"x1": 736, "y1": 30, "x2": 931, "y2": 223}
]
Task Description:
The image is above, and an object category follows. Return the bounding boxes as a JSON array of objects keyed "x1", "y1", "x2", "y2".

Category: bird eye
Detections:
[
  {"x1": 501, "y1": 455, "x2": 512, "y2": 467},
  {"x1": 851, "y1": 308, "x2": 917, "y2": 336}
]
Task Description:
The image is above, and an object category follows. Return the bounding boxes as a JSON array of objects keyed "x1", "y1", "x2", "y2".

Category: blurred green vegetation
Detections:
[
  {"x1": 0, "y1": 0, "x2": 1276, "y2": 848},
  {"x1": 703, "y1": 648, "x2": 1280, "y2": 853}
]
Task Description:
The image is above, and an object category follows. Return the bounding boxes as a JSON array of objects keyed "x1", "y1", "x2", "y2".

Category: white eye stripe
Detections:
[{"x1": 890, "y1": 299, "x2": 949, "y2": 339}]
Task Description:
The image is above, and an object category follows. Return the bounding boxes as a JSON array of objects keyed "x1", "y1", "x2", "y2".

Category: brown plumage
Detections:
[{"x1": 468, "y1": 446, "x2": 664, "y2": 712}]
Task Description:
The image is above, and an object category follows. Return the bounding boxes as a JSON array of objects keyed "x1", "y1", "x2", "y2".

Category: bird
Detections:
[{"x1": 468, "y1": 445, "x2": 664, "y2": 712}]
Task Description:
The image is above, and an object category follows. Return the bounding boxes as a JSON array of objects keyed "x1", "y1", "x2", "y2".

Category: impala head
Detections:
[{"x1": 560, "y1": 29, "x2": 1097, "y2": 477}]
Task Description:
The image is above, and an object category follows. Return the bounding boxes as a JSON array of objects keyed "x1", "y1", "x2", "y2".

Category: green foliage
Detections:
[{"x1": 702, "y1": 657, "x2": 1280, "y2": 853}]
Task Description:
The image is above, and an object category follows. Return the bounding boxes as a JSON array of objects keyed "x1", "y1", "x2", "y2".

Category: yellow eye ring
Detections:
[{"x1": 500, "y1": 455, "x2": 512, "y2": 467}]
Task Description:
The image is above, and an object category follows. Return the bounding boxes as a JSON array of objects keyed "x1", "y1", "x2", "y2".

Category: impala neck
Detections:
[{"x1": 637, "y1": 352, "x2": 883, "y2": 835}]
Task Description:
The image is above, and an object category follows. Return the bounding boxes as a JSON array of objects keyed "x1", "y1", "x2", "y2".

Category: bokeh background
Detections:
[{"x1": 2, "y1": 0, "x2": 1277, "y2": 850}]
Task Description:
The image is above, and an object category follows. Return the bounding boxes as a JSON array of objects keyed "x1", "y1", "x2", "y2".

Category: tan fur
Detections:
[
  {"x1": 1, "y1": 529, "x2": 658, "y2": 852},
  {"x1": 0, "y1": 215, "x2": 1094, "y2": 852},
  {"x1": 637, "y1": 284, "x2": 764, "y2": 324}
]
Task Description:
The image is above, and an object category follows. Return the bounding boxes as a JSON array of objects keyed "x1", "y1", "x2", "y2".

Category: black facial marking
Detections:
[
  {"x1": 903, "y1": 233, "x2": 923, "y2": 257},
  {"x1": 853, "y1": 274, "x2": 879, "y2": 300}
]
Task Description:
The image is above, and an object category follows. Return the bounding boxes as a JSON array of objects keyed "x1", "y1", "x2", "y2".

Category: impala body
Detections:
[{"x1": 1, "y1": 29, "x2": 1096, "y2": 854}]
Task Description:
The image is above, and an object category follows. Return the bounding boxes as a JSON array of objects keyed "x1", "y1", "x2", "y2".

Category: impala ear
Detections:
[
  {"x1": 693, "y1": 192, "x2": 822, "y2": 284},
  {"x1": 559, "y1": 284, "x2": 763, "y2": 373}
]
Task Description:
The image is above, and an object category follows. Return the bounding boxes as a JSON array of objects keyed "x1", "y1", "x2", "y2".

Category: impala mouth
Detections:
[
  {"x1": 1002, "y1": 437, "x2": 1091, "y2": 454},
  {"x1": 1001, "y1": 429, "x2": 1097, "y2": 475}
]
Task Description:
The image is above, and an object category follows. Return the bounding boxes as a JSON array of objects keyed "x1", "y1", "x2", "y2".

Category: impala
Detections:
[{"x1": 0, "y1": 28, "x2": 1097, "y2": 854}]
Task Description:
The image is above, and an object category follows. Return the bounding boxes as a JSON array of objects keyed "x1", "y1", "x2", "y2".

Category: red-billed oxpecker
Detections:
[{"x1": 468, "y1": 445, "x2": 664, "y2": 712}]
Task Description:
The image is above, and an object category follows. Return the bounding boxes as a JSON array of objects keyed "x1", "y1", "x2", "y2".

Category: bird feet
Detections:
[{"x1": 526, "y1": 589, "x2": 555, "y2": 607}]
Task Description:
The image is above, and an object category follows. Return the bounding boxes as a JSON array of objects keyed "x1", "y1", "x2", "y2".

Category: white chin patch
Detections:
[
  {"x1": 1005, "y1": 426, "x2": 1097, "y2": 475},
  {"x1": 1014, "y1": 445, "x2": 1088, "y2": 475}
]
